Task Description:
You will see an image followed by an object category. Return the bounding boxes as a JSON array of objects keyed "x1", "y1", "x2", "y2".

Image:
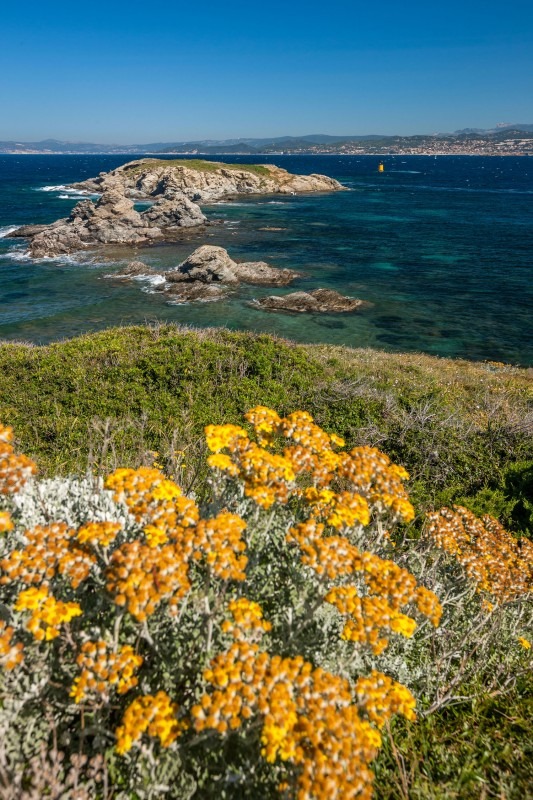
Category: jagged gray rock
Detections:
[
  {"x1": 164, "y1": 245, "x2": 300, "y2": 288},
  {"x1": 251, "y1": 289, "x2": 365, "y2": 313},
  {"x1": 25, "y1": 187, "x2": 208, "y2": 258},
  {"x1": 141, "y1": 193, "x2": 207, "y2": 229},
  {"x1": 231, "y1": 261, "x2": 297, "y2": 286},
  {"x1": 28, "y1": 191, "x2": 162, "y2": 258},
  {"x1": 8, "y1": 224, "x2": 49, "y2": 238},
  {"x1": 166, "y1": 245, "x2": 239, "y2": 284}
]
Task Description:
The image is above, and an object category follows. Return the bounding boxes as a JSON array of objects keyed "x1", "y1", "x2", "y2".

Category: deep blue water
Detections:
[{"x1": 0, "y1": 154, "x2": 532, "y2": 365}]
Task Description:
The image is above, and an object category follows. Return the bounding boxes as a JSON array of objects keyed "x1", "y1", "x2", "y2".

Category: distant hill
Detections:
[{"x1": 1, "y1": 125, "x2": 532, "y2": 155}]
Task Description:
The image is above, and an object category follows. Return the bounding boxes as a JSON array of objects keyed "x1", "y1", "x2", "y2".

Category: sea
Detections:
[{"x1": 0, "y1": 154, "x2": 532, "y2": 366}]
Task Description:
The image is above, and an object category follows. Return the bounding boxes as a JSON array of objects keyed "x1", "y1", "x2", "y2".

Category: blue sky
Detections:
[{"x1": 1, "y1": 0, "x2": 532, "y2": 142}]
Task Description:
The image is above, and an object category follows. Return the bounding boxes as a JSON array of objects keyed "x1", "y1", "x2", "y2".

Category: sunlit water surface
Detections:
[{"x1": 0, "y1": 154, "x2": 532, "y2": 365}]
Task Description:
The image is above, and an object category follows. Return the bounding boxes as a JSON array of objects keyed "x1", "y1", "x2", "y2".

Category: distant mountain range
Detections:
[{"x1": 1, "y1": 124, "x2": 532, "y2": 155}]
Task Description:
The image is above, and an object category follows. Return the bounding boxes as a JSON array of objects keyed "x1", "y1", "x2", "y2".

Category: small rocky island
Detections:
[{"x1": 8, "y1": 159, "x2": 344, "y2": 258}]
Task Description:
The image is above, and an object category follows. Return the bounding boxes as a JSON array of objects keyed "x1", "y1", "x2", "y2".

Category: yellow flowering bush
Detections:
[{"x1": 0, "y1": 414, "x2": 530, "y2": 799}]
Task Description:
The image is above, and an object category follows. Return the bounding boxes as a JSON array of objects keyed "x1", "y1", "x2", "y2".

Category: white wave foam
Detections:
[
  {"x1": 135, "y1": 274, "x2": 166, "y2": 287},
  {"x1": 39, "y1": 184, "x2": 68, "y2": 192},
  {"x1": 4, "y1": 249, "x2": 31, "y2": 261},
  {"x1": 38, "y1": 185, "x2": 99, "y2": 198},
  {"x1": 0, "y1": 226, "x2": 18, "y2": 238},
  {"x1": 166, "y1": 296, "x2": 220, "y2": 305}
]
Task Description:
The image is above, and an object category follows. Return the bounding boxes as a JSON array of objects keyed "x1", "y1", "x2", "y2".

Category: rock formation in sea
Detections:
[
  {"x1": 164, "y1": 245, "x2": 300, "y2": 288},
  {"x1": 71, "y1": 158, "x2": 345, "y2": 203},
  {"x1": 8, "y1": 159, "x2": 344, "y2": 258},
  {"x1": 20, "y1": 190, "x2": 206, "y2": 259},
  {"x1": 105, "y1": 245, "x2": 302, "y2": 303},
  {"x1": 251, "y1": 289, "x2": 365, "y2": 313}
]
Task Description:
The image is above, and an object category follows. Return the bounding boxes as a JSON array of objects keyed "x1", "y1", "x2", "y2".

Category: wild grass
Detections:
[
  {"x1": 0, "y1": 324, "x2": 531, "y2": 531},
  {"x1": 124, "y1": 159, "x2": 272, "y2": 177}
]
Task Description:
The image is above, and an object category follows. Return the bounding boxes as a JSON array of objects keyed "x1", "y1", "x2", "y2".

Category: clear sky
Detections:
[{"x1": 1, "y1": 0, "x2": 532, "y2": 142}]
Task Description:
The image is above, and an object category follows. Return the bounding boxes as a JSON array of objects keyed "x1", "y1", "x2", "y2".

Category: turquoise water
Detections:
[{"x1": 0, "y1": 154, "x2": 532, "y2": 365}]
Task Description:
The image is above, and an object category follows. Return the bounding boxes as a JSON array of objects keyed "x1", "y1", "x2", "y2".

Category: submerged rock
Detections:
[
  {"x1": 252, "y1": 289, "x2": 365, "y2": 313},
  {"x1": 165, "y1": 280, "x2": 228, "y2": 303},
  {"x1": 105, "y1": 260, "x2": 156, "y2": 279}
]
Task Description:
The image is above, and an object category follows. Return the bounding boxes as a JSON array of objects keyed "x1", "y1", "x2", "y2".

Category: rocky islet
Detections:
[{"x1": 8, "y1": 158, "x2": 343, "y2": 259}]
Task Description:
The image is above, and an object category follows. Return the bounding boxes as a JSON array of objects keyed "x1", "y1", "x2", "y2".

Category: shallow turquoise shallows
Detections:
[{"x1": 0, "y1": 154, "x2": 532, "y2": 366}]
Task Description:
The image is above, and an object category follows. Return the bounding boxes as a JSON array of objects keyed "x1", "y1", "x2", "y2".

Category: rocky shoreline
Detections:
[{"x1": 7, "y1": 158, "x2": 343, "y2": 259}]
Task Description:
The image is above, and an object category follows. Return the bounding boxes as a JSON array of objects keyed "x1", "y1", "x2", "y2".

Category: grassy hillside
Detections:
[
  {"x1": 0, "y1": 324, "x2": 531, "y2": 531},
  {"x1": 0, "y1": 323, "x2": 531, "y2": 798}
]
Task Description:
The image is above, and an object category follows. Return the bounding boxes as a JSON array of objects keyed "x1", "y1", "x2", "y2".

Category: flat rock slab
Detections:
[
  {"x1": 165, "y1": 281, "x2": 228, "y2": 303},
  {"x1": 252, "y1": 289, "x2": 366, "y2": 313},
  {"x1": 105, "y1": 261, "x2": 155, "y2": 279}
]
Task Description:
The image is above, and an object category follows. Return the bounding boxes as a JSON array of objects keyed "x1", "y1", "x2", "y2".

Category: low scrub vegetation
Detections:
[
  {"x1": 126, "y1": 160, "x2": 271, "y2": 177},
  {"x1": 0, "y1": 393, "x2": 531, "y2": 798},
  {"x1": 0, "y1": 325, "x2": 531, "y2": 531}
]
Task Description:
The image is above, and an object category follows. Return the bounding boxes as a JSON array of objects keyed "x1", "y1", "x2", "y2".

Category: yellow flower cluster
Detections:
[
  {"x1": 0, "y1": 621, "x2": 24, "y2": 670},
  {"x1": 76, "y1": 521, "x2": 122, "y2": 548},
  {"x1": 0, "y1": 414, "x2": 442, "y2": 797},
  {"x1": 337, "y1": 447, "x2": 414, "y2": 522},
  {"x1": 426, "y1": 506, "x2": 533, "y2": 603},
  {"x1": 15, "y1": 587, "x2": 82, "y2": 640},
  {"x1": 287, "y1": 519, "x2": 362, "y2": 579},
  {"x1": 221, "y1": 597, "x2": 272, "y2": 640},
  {"x1": 0, "y1": 510, "x2": 13, "y2": 533},
  {"x1": 326, "y1": 587, "x2": 417, "y2": 655},
  {"x1": 191, "y1": 512, "x2": 247, "y2": 581},
  {"x1": 193, "y1": 601, "x2": 416, "y2": 800},
  {"x1": 70, "y1": 641, "x2": 143, "y2": 703},
  {"x1": 288, "y1": 521, "x2": 441, "y2": 652},
  {"x1": 0, "y1": 424, "x2": 37, "y2": 495},
  {"x1": 115, "y1": 691, "x2": 185, "y2": 755},
  {"x1": 1, "y1": 522, "x2": 97, "y2": 590},
  {"x1": 103, "y1": 466, "x2": 252, "y2": 620},
  {"x1": 206, "y1": 407, "x2": 414, "y2": 523},
  {"x1": 355, "y1": 670, "x2": 417, "y2": 726},
  {"x1": 106, "y1": 540, "x2": 191, "y2": 622},
  {"x1": 105, "y1": 467, "x2": 199, "y2": 545}
]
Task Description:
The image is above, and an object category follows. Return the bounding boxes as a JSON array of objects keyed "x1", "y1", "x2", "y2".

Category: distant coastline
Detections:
[
  {"x1": 1, "y1": 151, "x2": 531, "y2": 158},
  {"x1": 2, "y1": 124, "x2": 532, "y2": 156}
]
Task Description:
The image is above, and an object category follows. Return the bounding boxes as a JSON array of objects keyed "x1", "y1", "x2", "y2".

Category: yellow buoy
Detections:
[{"x1": 378, "y1": 161, "x2": 384, "y2": 173}]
